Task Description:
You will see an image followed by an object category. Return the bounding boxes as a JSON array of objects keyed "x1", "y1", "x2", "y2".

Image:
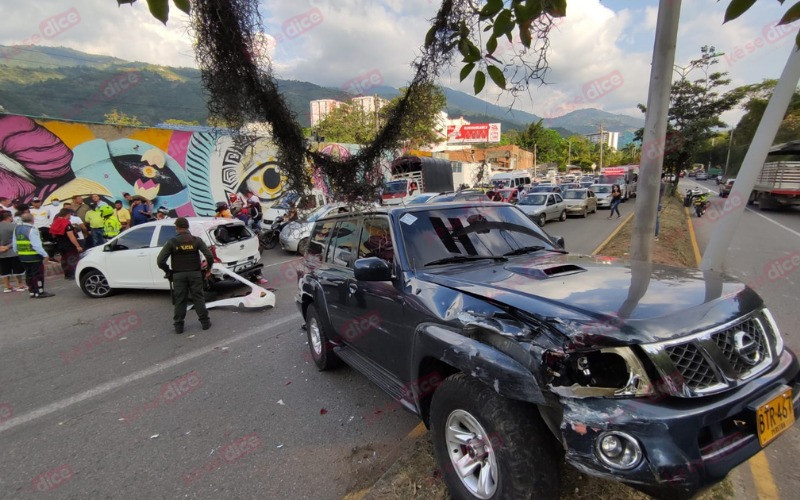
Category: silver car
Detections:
[
  {"x1": 516, "y1": 193, "x2": 567, "y2": 227},
  {"x1": 592, "y1": 184, "x2": 614, "y2": 209},
  {"x1": 279, "y1": 203, "x2": 350, "y2": 254},
  {"x1": 563, "y1": 189, "x2": 597, "y2": 217}
]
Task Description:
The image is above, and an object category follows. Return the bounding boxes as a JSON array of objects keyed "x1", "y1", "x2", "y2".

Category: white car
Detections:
[
  {"x1": 76, "y1": 218, "x2": 262, "y2": 298},
  {"x1": 279, "y1": 203, "x2": 351, "y2": 254},
  {"x1": 516, "y1": 193, "x2": 567, "y2": 227},
  {"x1": 592, "y1": 184, "x2": 614, "y2": 209}
]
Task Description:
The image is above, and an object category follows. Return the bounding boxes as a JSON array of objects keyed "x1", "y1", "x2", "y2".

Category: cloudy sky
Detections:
[{"x1": 0, "y1": 0, "x2": 797, "y2": 126}]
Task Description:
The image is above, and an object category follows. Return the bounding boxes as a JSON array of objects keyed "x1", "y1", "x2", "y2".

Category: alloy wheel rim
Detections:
[
  {"x1": 444, "y1": 409, "x2": 498, "y2": 499},
  {"x1": 86, "y1": 274, "x2": 109, "y2": 296},
  {"x1": 308, "y1": 317, "x2": 322, "y2": 356}
]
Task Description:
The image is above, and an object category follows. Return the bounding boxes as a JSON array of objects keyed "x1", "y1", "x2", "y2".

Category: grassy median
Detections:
[{"x1": 361, "y1": 193, "x2": 734, "y2": 500}]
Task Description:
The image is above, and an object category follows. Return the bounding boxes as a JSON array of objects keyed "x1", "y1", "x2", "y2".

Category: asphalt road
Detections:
[
  {"x1": 682, "y1": 177, "x2": 800, "y2": 499},
  {"x1": 0, "y1": 208, "x2": 630, "y2": 500}
]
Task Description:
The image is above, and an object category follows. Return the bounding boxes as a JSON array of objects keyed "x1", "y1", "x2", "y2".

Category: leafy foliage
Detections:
[
  {"x1": 314, "y1": 104, "x2": 378, "y2": 145},
  {"x1": 104, "y1": 109, "x2": 144, "y2": 126},
  {"x1": 116, "y1": 0, "x2": 190, "y2": 24}
]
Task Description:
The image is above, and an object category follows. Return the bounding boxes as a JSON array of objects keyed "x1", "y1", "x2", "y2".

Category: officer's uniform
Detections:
[{"x1": 156, "y1": 218, "x2": 213, "y2": 333}]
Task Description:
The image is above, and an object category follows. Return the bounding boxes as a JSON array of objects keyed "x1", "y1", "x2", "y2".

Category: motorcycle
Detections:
[
  {"x1": 694, "y1": 194, "x2": 709, "y2": 217},
  {"x1": 259, "y1": 216, "x2": 285, "y2": 250}
]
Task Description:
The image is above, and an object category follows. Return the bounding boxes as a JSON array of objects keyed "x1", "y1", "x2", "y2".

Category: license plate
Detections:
[{"x1": 756, "y1": 387, "x2": 794, "y2": 447}]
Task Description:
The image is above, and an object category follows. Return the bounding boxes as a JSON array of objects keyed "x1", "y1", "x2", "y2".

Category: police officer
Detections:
[{"x1": 156, "y1": 218, "x2": 213, "y2": 334}]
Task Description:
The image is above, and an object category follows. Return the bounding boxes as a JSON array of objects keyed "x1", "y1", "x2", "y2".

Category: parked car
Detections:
[
  {"x1": 517, "y1": 192, "x2": 567, "y2": 226},
  {"x1": 280, "y1": 203, "x2": 351, "y2": 254},
  {"x1": 563, "y1": 188, "x2": 597, "y2": 217},
  {"x1": 497, "y1": 188, "x2": 519, "y2": 204},
  {"x1": 298, "y1": 202, "x2": 797, "y2": 500},
  {"x1": 76, "y1": 217, "x2": 262, "y2": 298},
  {"x1": 592, "y1": 183, "x2": 614, "y2": 209},
  {"x1": 696, "y1": 171, "x2": 709, "y2": 181},
  {"x1": 406, "y1": 192, "x2": 441, "y2": 204},
  {"x1": 719, "y1": 179, "x2": 735, "y2": 197}
]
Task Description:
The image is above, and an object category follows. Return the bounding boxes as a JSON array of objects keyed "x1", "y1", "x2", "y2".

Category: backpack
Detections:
[{"x1": 49, "y1": 218, "x2": 70, "y2": 236}]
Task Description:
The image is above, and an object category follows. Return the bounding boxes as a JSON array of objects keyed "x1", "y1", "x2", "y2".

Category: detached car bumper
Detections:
[{"x1": 554, "y1": 349, "x2": 800, "y2": 498}]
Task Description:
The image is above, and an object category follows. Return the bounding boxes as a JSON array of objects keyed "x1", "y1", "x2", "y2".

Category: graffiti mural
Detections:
[{"x1": 0, "y1": 114, "x2": 286, "y2": 216}]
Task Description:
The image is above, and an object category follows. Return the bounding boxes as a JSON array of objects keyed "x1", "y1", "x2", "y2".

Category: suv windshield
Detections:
[
  {"x1": 519, "y1": 194, "x2": 547, "y2": 205},
  {"x1": 564, "y1": 190, "x2": 587, "y2": 199},
  {"x1": 400, "y1": 205, "x2": 558, "y2": 267}
]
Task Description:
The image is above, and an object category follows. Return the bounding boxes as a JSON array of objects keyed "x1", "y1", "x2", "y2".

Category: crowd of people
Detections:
[{"x1": 213, "y1": 192, "x2": 263, "y2": 230}]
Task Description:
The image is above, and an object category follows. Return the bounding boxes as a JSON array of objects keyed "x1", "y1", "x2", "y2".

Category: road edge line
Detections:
[
  {"x1": 685, "y1": 206, "x2": 702, "y2": 266},
  {"x1": 591, "y1": 211, "x2": 635, "y2": 256}
]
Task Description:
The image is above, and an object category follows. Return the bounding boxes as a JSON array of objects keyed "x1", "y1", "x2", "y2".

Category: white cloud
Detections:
[{"x1": 0, "y1": 0, "x2": 795, "y2": 126}]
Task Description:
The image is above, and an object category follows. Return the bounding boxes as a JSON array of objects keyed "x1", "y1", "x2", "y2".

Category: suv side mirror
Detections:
[
  {"x1": 354, "y1": 257, "x2": 392, "y2": 281},
  {"x1": 104, "y1": 244, "x2": 113, "y2": 252},
  {"x1": 552, "y1": 235, "x2": 565, "y2": 249}
]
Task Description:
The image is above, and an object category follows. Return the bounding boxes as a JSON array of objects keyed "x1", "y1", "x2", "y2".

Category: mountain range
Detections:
[{"x1": 0, "y1": 45, "x2": 643, "y2": 141}]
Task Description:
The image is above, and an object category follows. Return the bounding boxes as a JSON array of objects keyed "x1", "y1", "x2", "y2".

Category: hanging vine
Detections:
[{"x1": 187, "y1": 0, "x2": 560, "y2": 200}]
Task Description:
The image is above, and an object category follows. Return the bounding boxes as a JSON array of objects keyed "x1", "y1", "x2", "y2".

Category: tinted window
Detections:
[
  {"x1": 358, "y1": 217, "x2": 394, "y2": 264},
  {"x1": 157, "y1": 225, "x2": 177, "y2": 246},
  {"x1": 327, "y1": 219, "x2": 359, "y2": 268},
  {"x1": 213, "y1": 224, "x2": 251, "y2": 244},
  {"x1": 114, "y1": 226, "x2": 155, "y2": 250},
  {"x1": 401, "y1": 206, "x2": 558, "y2": 266},
  {"x1": 308, "y1": 220, "x2": 336, "y2": 261},
  {"x1": 554, "y1": 194, "x2": 563, "y2": 203}
]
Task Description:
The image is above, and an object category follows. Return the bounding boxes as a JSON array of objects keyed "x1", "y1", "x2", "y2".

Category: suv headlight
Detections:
[
  {"x1": 763, "y1": 308, "x2": 784, "y2": 356},
  {"x1": 549, "y1": 347, "x2": 654, "y2": 398}
]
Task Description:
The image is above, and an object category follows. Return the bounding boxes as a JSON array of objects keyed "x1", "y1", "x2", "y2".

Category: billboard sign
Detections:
[{"x1": 446, "y1": 123, "x2": 501, "y2": 144}]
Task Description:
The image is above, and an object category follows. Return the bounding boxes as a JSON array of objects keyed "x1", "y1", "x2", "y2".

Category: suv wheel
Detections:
[
  {"x1": 537, "y1": 213, "x2": 546, "y2": 227},
  {"x1": 80, "y1": 269, "x2": 112, "y2": 298},
  {"x1": 305, "y1": 304, "x2": 340, "y2": 370},
  {"x1": 430, "y1": 374, "x2": 560, "y2": 500},
  {"x1": 559, "y1": 210, "x2": 567, "y2": 222}
]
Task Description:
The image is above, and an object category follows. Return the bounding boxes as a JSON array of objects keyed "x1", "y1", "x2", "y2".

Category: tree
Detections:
[
  {"x1": 380, "y1": 83, "x2": 447, "y2": 149},
  {"x1": 515, "y1": 120, "x2": 565, "y2": 164},
  {"x1": 117, "y1": 0, "x2": 190, "y2": 24},
  {"x1": 635, "y1": 46, "x2": 744, "y2": 174},
  {"x1": 314, "y1": 104, "x2": 377, "y2": 145},
  {"x1": 104, "y1": 109, "x2": 144, "y2": 126}
]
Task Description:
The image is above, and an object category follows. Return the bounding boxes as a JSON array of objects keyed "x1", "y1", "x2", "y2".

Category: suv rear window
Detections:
[{"x1": 213, "y1": 224, "x2": 251, "y2": 245}]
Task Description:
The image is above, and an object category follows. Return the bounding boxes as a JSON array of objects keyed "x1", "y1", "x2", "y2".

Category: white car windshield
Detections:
[
  {"x1": 519, "y1": 194, "x2": 547, "y2": 206},
  {"x1": 593, "y1": 185, "x2": 612, "y2": 193}
]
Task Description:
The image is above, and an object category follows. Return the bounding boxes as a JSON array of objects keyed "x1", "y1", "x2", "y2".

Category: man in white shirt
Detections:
[
  {"x1": 30, "y1": 197, "x2": 54, "y2": 257},
  {"x1": 46, "y1": 198, "x2": 63, "y2": 224}
]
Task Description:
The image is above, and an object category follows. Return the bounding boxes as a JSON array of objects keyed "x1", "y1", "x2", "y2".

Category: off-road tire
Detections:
[
  {"x1": 430, "y1": 374, "x2": 560, "y2": 500},
  {"x1": 305, "y1": 304, "x2": 341, "y2": 370}
]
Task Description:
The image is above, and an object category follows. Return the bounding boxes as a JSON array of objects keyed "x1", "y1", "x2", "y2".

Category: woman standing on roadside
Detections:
[{"x1": 608, "y1": 184, "x2": 622, "y2": 219}]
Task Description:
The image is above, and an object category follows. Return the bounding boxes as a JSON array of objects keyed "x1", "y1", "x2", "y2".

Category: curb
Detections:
[
  {"x1": 591, "y1": 211, "x2": 635, "y2": 256},
  {"x1": 684, "y1": 206, "x2": 702, "y2": 267}
]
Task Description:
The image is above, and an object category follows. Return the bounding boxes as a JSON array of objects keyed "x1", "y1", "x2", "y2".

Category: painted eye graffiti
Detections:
[
  {"x1": 111, "y1": 154, "x2": 183, "y2": 197},
  {"x1": 243, "y1": 161, "x2": 283, "y2": 199}
]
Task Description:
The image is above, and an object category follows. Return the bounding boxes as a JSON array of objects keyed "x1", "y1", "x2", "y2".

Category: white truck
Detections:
[
  {"x1": 382, "y1": 156, "x2": 454, "y2": 205},
  {"x1": 749, "y1": 142, "x2": 800, "y2": 210},
  {"x1": 598, "y1": 165, "x2": 638, "y2": 201}
]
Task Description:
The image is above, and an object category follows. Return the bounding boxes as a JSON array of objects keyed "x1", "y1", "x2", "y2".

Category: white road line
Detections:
[
  {"x1": 261, "y1": 257, "x2": 301, "y2": 268},
  {"x1": 745, "y1": 207, "x2": 800, "y2": 239},
  {"x1": 0, "y1": 312, "x2": 302, "y2": 434}
]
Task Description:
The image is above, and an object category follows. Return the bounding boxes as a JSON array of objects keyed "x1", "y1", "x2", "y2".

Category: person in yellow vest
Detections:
[
  {"x1": 100, "y1": 205, "x2": 122, "y2": 240},
  {"x1": 84, "y1": 202, "x2": 106, "y2": 248},
  {"x1": 13, "y1": 213, "x2": 54, "y2": 298}
]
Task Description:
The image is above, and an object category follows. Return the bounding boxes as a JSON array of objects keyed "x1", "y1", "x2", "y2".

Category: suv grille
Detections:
[
  {"x1": 644, "y1": 313, "x2": 776, "y2": 397},
  {"x1": 665, "y1": 343, "x2": 721, "y2": 390}
]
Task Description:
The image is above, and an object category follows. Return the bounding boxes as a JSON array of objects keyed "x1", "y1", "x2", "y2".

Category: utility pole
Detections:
[
  {"x1": 629, "y1": 0, "x2": 682, "y2": 262},
  {"x1": 724, "y1": 128, "x2": 734, "y2": 176},
  {"x1": 567, "y1": 139, "x2": 572, "y2": 166},
  {"x1": 533, "y1": 143, "x2": 537, "y2": 177},
  {"x1": 701, "y1": 44, "x2": 800, "y2": 272}
]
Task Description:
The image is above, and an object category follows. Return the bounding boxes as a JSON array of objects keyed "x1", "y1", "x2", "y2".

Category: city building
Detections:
[
  {"x1": 350, "y1": 95, "x2": 388, "y2": 115},
  {"x1": 586, "y1": 131, "x2": 620, "y2": 150},
  {"x1": 309, "y1": 99, "x2": 343, "y2": 127}
]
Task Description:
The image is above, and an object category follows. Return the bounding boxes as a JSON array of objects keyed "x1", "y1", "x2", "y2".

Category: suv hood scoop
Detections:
[{"x1": 506, "y1": 264, "x2": 586, "y2": 279}]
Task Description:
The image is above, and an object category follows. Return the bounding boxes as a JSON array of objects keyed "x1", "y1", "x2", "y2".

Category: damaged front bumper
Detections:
[{"x1": 550, "y1": 349, "x2": 800, "y2": 498}]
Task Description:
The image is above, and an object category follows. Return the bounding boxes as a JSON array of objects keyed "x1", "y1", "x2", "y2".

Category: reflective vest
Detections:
[
  {"x1": 103, "y1": 216, "x2": 121, "y2": 238},
  {"x1": 14, "y1": 225, "x2": 39, "y2": 262},
  {"x1": 170, "y1": 233, "x2": 203, "y2": 272}
]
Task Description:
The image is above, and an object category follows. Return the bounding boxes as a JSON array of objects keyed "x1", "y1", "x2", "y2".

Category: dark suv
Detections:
[{"x1": 296, "y1": 202, "x2": 798, "y2": 499}]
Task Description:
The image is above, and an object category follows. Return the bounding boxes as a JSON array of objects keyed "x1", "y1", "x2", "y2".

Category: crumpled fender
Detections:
[{"x1": 412, "y1": 323, "x2": 546, "y2": 405}]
